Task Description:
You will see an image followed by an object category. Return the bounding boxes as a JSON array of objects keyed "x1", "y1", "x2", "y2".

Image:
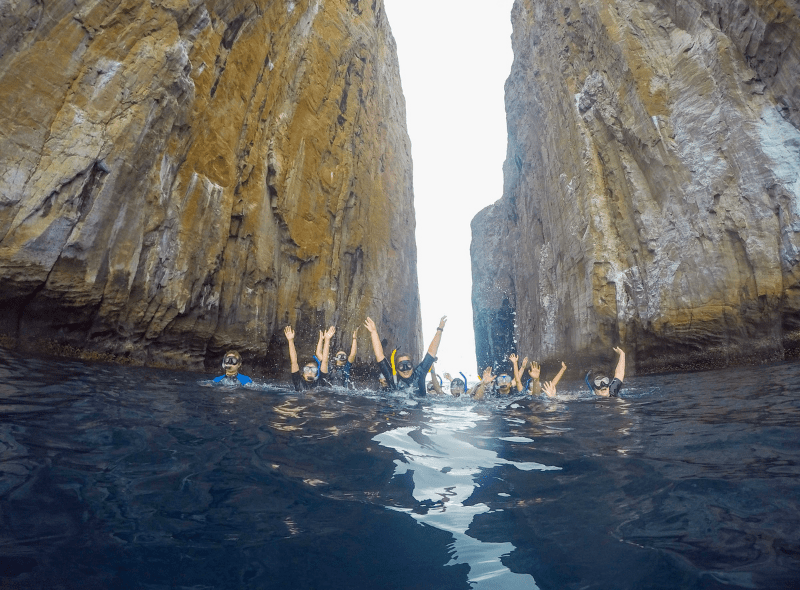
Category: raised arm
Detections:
[
  {"x1": 284, "y1": 326, "x2": 300, "y2": 373},
  {"x1": 429, "y1": 364, "x2": 444, "y2": 394},
  {"x1": 348, "y1": 328, "x2": 358, "y2": 363},
  {"x1": 551, "y1": 361, "x2": 567, "y2": 387},
  {"x1": 315, "y1": 330, "x2": 324, "y2": 360},
  {"x1": 613, "y1": 347, "x2": 626, "y2": 382},
  {"x1": 470, "y1": 366, "x2": 495, "y2": 400},
  {"x1": 528, "y1": 361, "x2": 541, "y2": 395},
  {"x1": 426, "y1": 316, "x2": 447, "y2": 357},
  {"x1": 321, "y1": 326, "x2": 335, "y2": 374},
  {"x1": 510, "y1": 354, "x2": 526, "y2": 392},
  {"x1": 364, "y1": 317, "x2": 385, "y2": 362},
  {"x1": 542, "y1": 361, "x2": 567, "y2": 398}
]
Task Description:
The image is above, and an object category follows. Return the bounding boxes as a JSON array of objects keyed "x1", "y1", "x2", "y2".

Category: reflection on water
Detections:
[
  {"x1": 0, "y1": 348, "x2": 799, "y2": 589},
  {"x1": 375, "y1": 405, "x2": 559, "y2": 589}
]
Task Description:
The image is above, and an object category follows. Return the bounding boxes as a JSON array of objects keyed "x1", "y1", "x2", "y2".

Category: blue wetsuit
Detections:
[{"x1": 214, "y1": 374, "x2": 253, "y2": 385}]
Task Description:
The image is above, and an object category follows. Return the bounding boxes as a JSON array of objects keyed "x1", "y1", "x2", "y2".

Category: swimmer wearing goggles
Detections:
[
  {"x1": 364, "y1": 315, "x2": 448, "y2": 396},
  {"x1": 495, "y1": 372, "x2": 514, "y2": 395},
  {"x1": 327, "y1": 328, "x2": 358, "y2": 388},
  {"x1": 213, "y1": 350, "x2": 253, "y2": 386},
  {"x1": 586, "y1": 347, "x2": 626, "y2": 397},
  {"x1": 285, "y1": 325, "x2": 332, "y2": 391}
]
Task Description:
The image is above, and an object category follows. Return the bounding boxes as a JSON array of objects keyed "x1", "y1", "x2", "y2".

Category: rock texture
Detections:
[
  {"x1": 472, "y1": 0, "x2": 800, "y2": 374},
  {"x1": 0, "y1": 0, "x2": 422, "y2": 374}
]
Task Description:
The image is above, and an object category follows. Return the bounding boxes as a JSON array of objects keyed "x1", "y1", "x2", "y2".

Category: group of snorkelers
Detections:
[{"x1": 214, "y1": 316, "x2": 627, "y2": 398}]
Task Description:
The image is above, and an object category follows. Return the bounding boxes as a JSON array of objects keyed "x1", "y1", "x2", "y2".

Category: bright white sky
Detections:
[{"x1": 383, "y1": 0, "x2": 515, "y2": 379}]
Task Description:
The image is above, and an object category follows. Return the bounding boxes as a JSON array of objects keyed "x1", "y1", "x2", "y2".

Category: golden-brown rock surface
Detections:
[
  {"x1": 472, "y1": 0, "x2": 800, "y2": 374},
  {"x1": 0, "y1": 0, "x2": 422, "y2": 375}
]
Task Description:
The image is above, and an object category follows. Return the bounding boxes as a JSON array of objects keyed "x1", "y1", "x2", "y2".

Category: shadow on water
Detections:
[{"x1": 1, "y1": 347, "x2": 799, "y2": 589}]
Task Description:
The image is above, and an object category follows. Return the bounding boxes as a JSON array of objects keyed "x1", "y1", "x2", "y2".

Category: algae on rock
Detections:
[
  {"x1": 472, "y1": 0, "x2": 800, "y2": 374},
  {"x1": 0, "y1": 0, "x2": 422, "y2": 374}
]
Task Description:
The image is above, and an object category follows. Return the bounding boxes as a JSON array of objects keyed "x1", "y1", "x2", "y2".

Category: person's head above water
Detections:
[
  {"x1": 221, "y1": 350, "x2": 242, "y2": 377},
  {"x1": 395, "y1": 354, "x2": 414, "y2": 379},
  {"x1": 495, "y1": 372, "x2": 513, "y2": 394},
  {"x1": 302, "y1": 362, "x2": 320, "y2": 383},
  {"x1": 449, "y1": 377, "x2": 466, "y2": 395},
  {"x1": 589, "y1": 370, "x2": 612, "y2": 396},
  {"x1": 587, "y1": 347, "x2": 626, "y2": 397},
  {"x1": 334, "y1": 350, "x2": 348, "y2": 366}
]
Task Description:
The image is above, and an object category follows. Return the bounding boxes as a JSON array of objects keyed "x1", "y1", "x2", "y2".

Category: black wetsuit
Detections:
[
  {"x1": 325, "y1": 362, "x2": 352, "y2": 388},
  {"x1": 377, "y1": 353, "x2": 435, "y2": 396},
  {"x1": 607, "y1": 378, "x2": 623, "y2": 397},
  {"x1": 291, "y1": 370, "x2": 328, "y2": 392}
]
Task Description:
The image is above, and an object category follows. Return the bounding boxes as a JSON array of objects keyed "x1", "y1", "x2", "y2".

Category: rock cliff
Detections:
[
  {"x1": 472, "y1": 0, "x2": 800, "y2": 374},
  {"x1": 0, "y1": 0, "x2": 422, "y2": 374}
]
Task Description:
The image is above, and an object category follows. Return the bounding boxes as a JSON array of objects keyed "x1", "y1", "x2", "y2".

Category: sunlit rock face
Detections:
[
  {"x1": 0, "y1": 0, "x2": 422, "y2": 373},
  {"x1": 472, "y1": 0, "x2": 800, "y2": 374}
]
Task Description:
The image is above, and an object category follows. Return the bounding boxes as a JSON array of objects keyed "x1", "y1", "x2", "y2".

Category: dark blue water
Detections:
[{"x1": 1, "y1": 348, "x2": 799, "y2": 589}]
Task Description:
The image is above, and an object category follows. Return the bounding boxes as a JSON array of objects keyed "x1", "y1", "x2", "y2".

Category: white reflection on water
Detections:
[{"x1": 374, "y1": 405, "x2": 561, "y2": 589}]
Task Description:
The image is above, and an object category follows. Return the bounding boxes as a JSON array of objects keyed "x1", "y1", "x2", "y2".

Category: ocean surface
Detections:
[{"x1": 1, "y1": 348, "x2": 799, "y2": 589}]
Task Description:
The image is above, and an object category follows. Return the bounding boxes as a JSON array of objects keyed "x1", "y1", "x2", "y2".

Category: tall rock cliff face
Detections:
[
  {"x1": 472, "y1": 0, "x2": 800, "y2": 374},
  {"x1": 0, "y1": 0, "x2": 422, "y2": 374}
]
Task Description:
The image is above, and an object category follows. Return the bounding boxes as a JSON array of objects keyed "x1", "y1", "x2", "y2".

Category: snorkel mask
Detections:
[
  {"x1": 594, "y1": 376, "x2": 611, "y2": 389},
  {"x1": 450, "y1": 377, "x2": 466, "y2": 395},
  {"x1": 334, "y1": 351, "x2": 348, "y2": 365},
  {"x1": 396, "y1": 359, "x2": 413, "y2": 374},
  {"x1": 496, "y1": 373, "x2": 513, "y2": 392},
  {"x1": 302, "y1": 363, "x2": 319, "y2": 382},
  {"x1": 222, "y1": 351, "x2": 241, "y2": 376}
]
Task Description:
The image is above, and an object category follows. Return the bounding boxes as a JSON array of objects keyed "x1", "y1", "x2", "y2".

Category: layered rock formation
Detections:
[
  {"x1": 0, "y1": 0, "x2": 422, "y2": 374},
  {"x1": 472, "y1": 0, "x2": 800, "y2": 374}
]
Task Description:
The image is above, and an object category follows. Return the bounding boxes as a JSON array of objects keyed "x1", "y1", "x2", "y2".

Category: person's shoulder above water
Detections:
[
  {"x1": 214, "y1": 373, "x2": 252, "y2": 385},
  {"x1": 213, "y1": 350, "x2": 252, "y2": 386},
  {"x1": 586, "y1": 347, "x2": 626, "y2": 398}
]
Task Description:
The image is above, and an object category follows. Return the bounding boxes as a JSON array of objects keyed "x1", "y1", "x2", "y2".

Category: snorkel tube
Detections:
[
  {"x1": 390, "y1": 348, "x2": 398, "y2": 385},
  {"x1": 585, "y1": 371, "x2": 594, "y2": 393}
]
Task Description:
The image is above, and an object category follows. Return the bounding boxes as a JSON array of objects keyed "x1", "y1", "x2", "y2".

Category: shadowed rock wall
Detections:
[
  {"x1": 472, "y1": 0, "x2": 800, "y2": 374},
  {"x1": 0, "y1": 0, "x2": 422, "y2": 374}
]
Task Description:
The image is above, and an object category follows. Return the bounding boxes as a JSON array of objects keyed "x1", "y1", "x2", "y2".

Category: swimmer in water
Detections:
[
  {"x1": 285, "y1": 325, "x2": 331, "y2": 391},
  {"x1": 427, "y1": 363, "x2": 444, "y2": 394},
  {"x1": 586, "y1": 346, "x2": 626, "y2": 397},
  {"x1": 494, "y1": 371, "x2": 515, "y2": 395},
  {"x1": 443, "y1": 371, "x2": 481, "y2": 397},
  {"x1": 213, "y1": 350, "x2": 253, "y2": 385},
  {"x1": 324, "y1": 328, "x2": 358, "y2": 388},
  {"x1": 364, "y1": 315, "x2": 447, "y2": 396},
  {"x1": 513, "y1": 356, "x2": 566, "y2": 398},
  {"x1": 471, "y1": 366, "x2": 497, "y2": 400}
]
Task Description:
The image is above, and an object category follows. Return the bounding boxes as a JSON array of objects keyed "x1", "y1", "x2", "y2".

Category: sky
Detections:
[{"x1": 383, "y1": 0, "x2": 516, "y2": 378}]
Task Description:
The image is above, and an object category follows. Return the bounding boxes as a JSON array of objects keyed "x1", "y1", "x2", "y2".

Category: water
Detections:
[{"x1": 1, "y1": 348, "x2": 799, "y2": 589}]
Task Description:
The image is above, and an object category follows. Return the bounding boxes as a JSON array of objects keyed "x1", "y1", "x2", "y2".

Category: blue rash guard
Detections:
[
  {"x1": 214, "y1": 374, "x2": 253, "y2": 385},
  {"x1": 377, "y1": 353, "x2": 435, "y2": 397}
]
